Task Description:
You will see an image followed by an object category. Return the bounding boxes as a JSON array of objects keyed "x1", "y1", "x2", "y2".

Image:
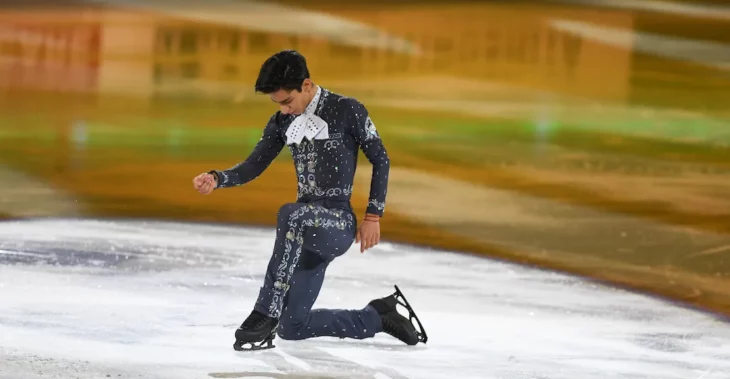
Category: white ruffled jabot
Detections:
[
  {"x1": 285, "y1": 86, "x2": 328, "y2": 145},
  {"x1": 285, "y1": 113, "x2": 329, "y2": 145}
]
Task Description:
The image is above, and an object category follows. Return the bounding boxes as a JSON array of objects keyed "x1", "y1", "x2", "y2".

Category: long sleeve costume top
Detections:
[{"x1": 210, "y1": 87, "x2": 390, "y2": 217}]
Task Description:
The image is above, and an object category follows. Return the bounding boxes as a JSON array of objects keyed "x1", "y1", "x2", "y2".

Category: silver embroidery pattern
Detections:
[
  {"x1": 368, "y1": 199, "x2": 386, "y2": 211},
  {"x1": 324, "y1": 139, "x2": 341, "y2": 149},
  {"x1": 327, "y1": 185, "x2": 353, "y2": 197},
  {"x1": 268, "y1": 204, "x2": 354, "y2": 318},
  {"x1": 297, "y1": 183, "x2": 353, "y2": 197},
  {"x1": 319, "y1": 88, "x2": 330, "y2": 109},
  {"x1": 364, "y1": 116, "x2": 379, "y2": 141},
  {"x1": 290, "y1": 138, "x2": 353, "y2": 200},
  {"x1": 298, "y1": 181, "x2": 324, "y2": 197}
]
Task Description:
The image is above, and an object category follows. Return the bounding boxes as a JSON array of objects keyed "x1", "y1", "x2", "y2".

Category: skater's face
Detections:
[{"x1": 269, "y1": 79, "x2": 316, "y2": 116}]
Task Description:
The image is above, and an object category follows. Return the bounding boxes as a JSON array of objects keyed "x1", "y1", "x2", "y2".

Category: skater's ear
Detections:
[{"x1": 300, "y1": 78, "x2": 315, "y2": 93}]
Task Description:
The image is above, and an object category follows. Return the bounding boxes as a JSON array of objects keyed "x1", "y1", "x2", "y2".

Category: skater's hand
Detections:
[
  {"x1": 356, "y1": 214, "x2": 380, "y2": 253},
  {"x1": 193, "y1": 172, "x2": 217, "y2": 195}
]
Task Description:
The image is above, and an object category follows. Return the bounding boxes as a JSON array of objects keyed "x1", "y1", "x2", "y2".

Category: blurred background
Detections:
[{"x1": 0, "y1": 0, "x2": 728, "y2": 317}]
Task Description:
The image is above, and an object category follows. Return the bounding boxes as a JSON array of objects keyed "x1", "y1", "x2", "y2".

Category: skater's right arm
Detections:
[{"x1": 207, "y1": 113, "x2": 285, "y2": 189}]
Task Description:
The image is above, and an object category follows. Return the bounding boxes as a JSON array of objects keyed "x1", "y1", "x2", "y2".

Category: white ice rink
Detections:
[{"x1": 0, "y1": 219, "x2": 729, "y2": 379}]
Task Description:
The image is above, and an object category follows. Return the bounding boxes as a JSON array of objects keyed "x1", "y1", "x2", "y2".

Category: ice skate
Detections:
[
  {"x1": 233, "y1": 310, "x2": 279, "y2": 351},
  {"x1": 369, "y1": 285, "x2": 428, "y2": 345}
]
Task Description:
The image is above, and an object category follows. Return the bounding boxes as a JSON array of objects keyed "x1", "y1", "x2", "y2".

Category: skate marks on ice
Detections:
[
  {"x1": 0, "y1": 347, "x2": 147, "y2": 379},
  {"x1": 0, "y1": 219, "x2": 272, "y2": 270},
  {"x1": 1, "y1": 219, "x2": 730, "y2": 379},
  {"x1": 208, "y1": 345, "x2": 410, "y2": 379}
]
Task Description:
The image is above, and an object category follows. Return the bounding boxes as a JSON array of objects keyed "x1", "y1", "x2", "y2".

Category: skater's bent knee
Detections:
[
  {"x1": 277, "y1": 203, "x2": 300, "y2": 216},
  {"x1": 277, "y1": 203, "x2": 308, "y2": 223}
]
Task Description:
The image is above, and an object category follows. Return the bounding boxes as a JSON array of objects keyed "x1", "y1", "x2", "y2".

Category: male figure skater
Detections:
[{"x1": 192, "y1": 50, "x2": 427, "y2": 351}]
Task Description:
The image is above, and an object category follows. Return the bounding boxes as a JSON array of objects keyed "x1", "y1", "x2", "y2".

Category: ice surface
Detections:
[{"x1": 0, "y1": 219, "x2": 729, "y2": 379}]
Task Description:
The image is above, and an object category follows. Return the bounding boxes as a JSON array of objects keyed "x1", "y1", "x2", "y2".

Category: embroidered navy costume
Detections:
[
  {"x1": 201, "y1": 50, "x2": 427, "y2": 351},
  {"x1": 210, "y1": 87, "x2": 392, "y2": 341}
]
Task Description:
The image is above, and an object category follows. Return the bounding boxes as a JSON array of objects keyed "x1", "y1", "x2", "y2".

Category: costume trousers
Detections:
[{"x1": 253, "y1": 202, "x2": 383, "y2": 340}]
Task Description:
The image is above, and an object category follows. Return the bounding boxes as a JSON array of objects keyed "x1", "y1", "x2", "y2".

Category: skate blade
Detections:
[
  {"x1": 393, "y1": 285, "x2": 428, "y2": 344},
  {"x1": 233, "y1": 338, "x2": 276, "y2": 352}
]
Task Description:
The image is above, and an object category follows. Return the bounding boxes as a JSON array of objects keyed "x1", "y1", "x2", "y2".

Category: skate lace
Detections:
[{"x1": 242, "y1": 313, "x2": 269, "y2": 330}]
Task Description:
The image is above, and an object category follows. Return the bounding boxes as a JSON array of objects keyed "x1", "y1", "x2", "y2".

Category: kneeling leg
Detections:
[{"x1": 277, "y1": 249, "x2": 382, "y2": 341}]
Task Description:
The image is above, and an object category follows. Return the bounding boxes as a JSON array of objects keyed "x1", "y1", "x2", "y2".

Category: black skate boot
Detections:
[
  {"x1": 233, "y1": 310, "x2": 278, "y2": 351},
  {"x1": 369, "y1": 285, "x2": 428, "y2": 345}
]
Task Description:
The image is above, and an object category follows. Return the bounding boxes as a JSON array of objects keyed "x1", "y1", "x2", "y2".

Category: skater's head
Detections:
[{"x1": 255, "y1": 50, "x2": 316, "y2": 116}]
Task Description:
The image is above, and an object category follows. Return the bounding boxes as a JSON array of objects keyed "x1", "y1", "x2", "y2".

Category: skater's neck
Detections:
[{"x1": 304, "y1": 85, "x2": 320, "y2": 112}]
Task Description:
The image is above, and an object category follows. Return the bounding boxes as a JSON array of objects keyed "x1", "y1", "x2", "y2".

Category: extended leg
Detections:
[
  {"x1": 277, "y1": 260, "x2": 427, "y2": 344},
  {"x1": 276, "y1": 249, "x2": 382, "y2": 341}
]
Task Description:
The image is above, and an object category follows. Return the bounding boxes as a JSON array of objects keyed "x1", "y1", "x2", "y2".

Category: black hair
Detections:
[{"x1": 254, "y1": 50, "x2": 310, "y2": 94}]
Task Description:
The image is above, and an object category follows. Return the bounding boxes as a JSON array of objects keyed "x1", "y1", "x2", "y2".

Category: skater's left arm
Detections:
[
  {"x1": 347, "y1": 99, "x2": 390, "y2": 219},
  {"x1": 347, "y1": 99, "x2": 390, "y2": 252}
]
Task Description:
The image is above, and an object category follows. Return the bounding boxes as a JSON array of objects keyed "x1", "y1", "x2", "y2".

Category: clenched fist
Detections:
[{"x1": 193, "y1": 172, "x2": 217, "y2": 195}]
